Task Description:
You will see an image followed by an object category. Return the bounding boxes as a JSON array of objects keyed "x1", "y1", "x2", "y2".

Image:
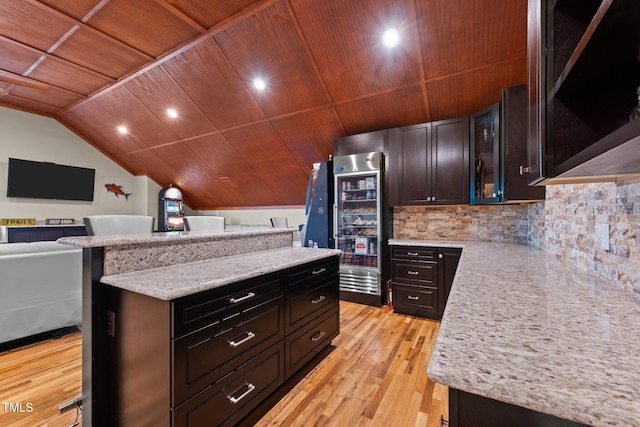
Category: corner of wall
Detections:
[{"x1": 540, "y1": 181, "x2": 640, "y2": 293}]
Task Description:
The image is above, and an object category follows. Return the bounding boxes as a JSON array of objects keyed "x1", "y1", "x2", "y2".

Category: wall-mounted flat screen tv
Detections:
[{"x1": 7, "y1": 158, "x2": 96, "y2": 201}]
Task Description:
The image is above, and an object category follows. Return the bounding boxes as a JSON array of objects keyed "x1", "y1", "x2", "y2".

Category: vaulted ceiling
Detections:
[{"x1": 0, "y1": 0, "x2": 527, "y2": 209}]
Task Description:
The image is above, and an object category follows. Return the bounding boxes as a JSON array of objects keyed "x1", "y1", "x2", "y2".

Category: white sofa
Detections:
[{"x1": 0, "y1": 241, "x2": 82, "y2": 345}]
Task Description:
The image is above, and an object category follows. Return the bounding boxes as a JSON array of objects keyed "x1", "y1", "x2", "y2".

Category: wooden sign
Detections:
[
  {"x1": 46, "y1": 218, "x2": 75, "y2": 225},
  {"x1": 0, "y1": 218, "x2": 36, "y2": 226}
]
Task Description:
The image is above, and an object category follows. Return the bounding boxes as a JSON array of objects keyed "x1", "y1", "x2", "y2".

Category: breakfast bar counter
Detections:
[
  {"x1": 59, "y1": 229, "x2": 341, "y2": 427},
  {"x1": 99, "y1": 245, "x2": 342, "y2": 300},
  {"x1": 390, "y1": 239, "x2": 640, "y2": 426}
]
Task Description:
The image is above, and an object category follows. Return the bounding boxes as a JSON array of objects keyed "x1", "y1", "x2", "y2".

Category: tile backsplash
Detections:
[
  {"x1": 393, "y1": 204, "x2": 531, "y2": 244},
  {"x1": 541, "y1": 180, "x2": 640, "y2": 293},
  {"x1": 393, "y1": 179, "x2": 640, "y2": 293}
]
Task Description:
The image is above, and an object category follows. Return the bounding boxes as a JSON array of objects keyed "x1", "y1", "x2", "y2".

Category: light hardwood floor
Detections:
[
  {"x1": 0, "y1": 331, "x2": 82, "y2": 427},
  {"x1": 0, "y1": 301, "x2": 447, "y2": 427}
]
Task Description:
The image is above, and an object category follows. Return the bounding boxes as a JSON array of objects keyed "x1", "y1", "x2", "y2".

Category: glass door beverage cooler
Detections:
[{"x1": 333, "y1": 152, "x2": 382, "y2": 302}]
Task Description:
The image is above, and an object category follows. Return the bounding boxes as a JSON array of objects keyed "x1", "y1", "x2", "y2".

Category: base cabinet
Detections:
[
  {"x1": 99, "y1": 256, "x2": 340, "y2": 427},
  {"x1": 390, "y1": 245, "x2": 461, "y2": 320},
  {"x1": 449, "y1": 388, "x2": 588, "y2": 427},
  {"x1": 173, "y1": 342, "x2": 285, "y2": 427}
]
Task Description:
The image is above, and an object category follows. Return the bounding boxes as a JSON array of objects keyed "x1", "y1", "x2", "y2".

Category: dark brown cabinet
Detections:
[
  {"x1": 470, "y1": 103, "x2": 501, "y2": 204},
  {"x1": 98, "y1": 256, "x2": 340, "y2": 427},
  {"x1": 333, "y1": 129, "x2": 387, "y2": 157},
  {"x1": 391, "y1": 117, "x2": 469, "y2": 206},
  {"x1": 527, "y1": 0, "x2": 640, "y2": 184},
  {"x1": 470, "y1": 85, "x2": 545, "y2": 204},
  {"x1": 390, "y1": 245, "x2": 461, "y2": 320},
  {"x1": 4, "y1": 225, "x2": 86, "y2": 243},
  {"x1": 283, "y1": 257, "x2": 340, "y2": 377},
  {"x1": 449, "y1": 388, "x2": 588, "y2": 427},
  {"x1": 439, "y1": 247, "x2": 461, "y2": 313}
]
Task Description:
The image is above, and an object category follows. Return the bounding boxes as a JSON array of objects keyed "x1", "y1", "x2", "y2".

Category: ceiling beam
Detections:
[
  {"x1": 30, "y1": 0, "x2": 154, "y2": 60},
  {"x1": 63, "y1": 0, "x2": 281, "y2": 113},
  {"x1": 0, "y1": 69, "x2": 49, "y2": 90},
  {"x1": 152, "y1": 0, "x2": 207, "y2": 33}
]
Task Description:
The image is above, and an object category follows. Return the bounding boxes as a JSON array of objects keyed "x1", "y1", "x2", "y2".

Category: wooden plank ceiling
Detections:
[{"x1": 0, "y1": 0, "x2": 527, "y2": 209}]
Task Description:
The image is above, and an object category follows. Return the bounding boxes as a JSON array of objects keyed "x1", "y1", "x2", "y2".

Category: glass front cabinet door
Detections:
[{"x1": 470, "y1": 103, "x2": 501, "y2": 204}]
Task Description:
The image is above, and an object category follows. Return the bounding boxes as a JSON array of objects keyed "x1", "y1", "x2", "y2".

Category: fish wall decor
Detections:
[{"x1": 105, "y1": 183, "x2": 132, "y2": 200}]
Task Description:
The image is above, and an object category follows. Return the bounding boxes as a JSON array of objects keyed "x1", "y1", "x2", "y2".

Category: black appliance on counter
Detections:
[{"x1": 300, "y1": 159, "x2": 334, "y2": 248}]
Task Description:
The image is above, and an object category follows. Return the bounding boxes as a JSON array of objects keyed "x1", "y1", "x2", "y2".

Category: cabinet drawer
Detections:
[
  {"x1": 285, "y1": 276, "x2": 339, "y2": 335},
  {"x1": 391, "y1": 246, "x2": 436, "y2": 261},
  {"x1": 172, "y1": 342, "x2": 285, "y2": 427},
  {"x1": 172, "y1": 273, "x2": 283, "y2": 338},
  {"x1": 285, "y1": 305, "x2": 339, "y2": 378},
  {"x1": 393, "y1": 284, "x2": 438, "y2": 319},
  {"x1": 173, "y1": 298, "x2": 284, "y2": 405},
  {"x1": 392, "y1": 260, "x2": 437, "y2": 285},
  {"x1": 286, "y1": 256, "x2": 339, "y2": 290}
]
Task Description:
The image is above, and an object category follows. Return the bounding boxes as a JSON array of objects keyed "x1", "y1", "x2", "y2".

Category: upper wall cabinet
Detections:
[
  {"x1": 471, "y1": 85, "x2": 545, "y2": 204},
  {"x1": 333, "y1": 129, "x2": 391, "y2": 206},
  {"x1": 389, "y1": 117, "x2": 469, "y2": 206},
  {"x1": 333, "y1": 130, "x2": 387, "y2": 157},
  {"x1": 527, "y1": 0, "x2": 640, "y2": 184},
  {"x1": 470, "y1": 103, "x2": 501, "y2": 204}
]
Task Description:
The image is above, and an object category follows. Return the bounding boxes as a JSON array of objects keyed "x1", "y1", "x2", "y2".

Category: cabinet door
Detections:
[
  {"x1": 502, "y1": 84, "x2": 545, "y2": 201},
  {"x1": 392, "y1": 118, "x2": 469, "y2": 206},
  {"x1": 438, "y1": 248, "x2": 461, "y2": 319},
  {"x1": 398, "y1": 123, "x2": 431, "y2": 205},
  {"x1": 431, "y1": 117, "x2": 470, "y2": 205},
  {"x1": 393, "y1": 284, "x2": 439, "y2": 319},
  {"x1": 334, "y1": 130, "x2": 386, "y2": 156},
  {"x1": 470, "y1": 105, "x2": 501, "y2": 204},
  {"x1": 526, "y1": 0, "x2": 546, "y2": 185}
]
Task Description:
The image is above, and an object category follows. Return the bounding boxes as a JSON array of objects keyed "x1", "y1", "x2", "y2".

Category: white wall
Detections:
[
  {"x1": 200, "y1": 208, "x2": 306, "y2": 229},
  {"x1": 0, "y1": 107, "x2": 159, "y2": 222}
]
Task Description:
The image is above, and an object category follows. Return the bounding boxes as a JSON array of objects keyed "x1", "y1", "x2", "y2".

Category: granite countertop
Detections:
[
  {"x1": 57, "y1": 227, "x2": 295, "y2": 248},
  {"x1": 99, "y1": 246, "x2": 342, "y2": 300},
  {"x1": 390, "y1": 239, "x2": 640, "y2": 427}
]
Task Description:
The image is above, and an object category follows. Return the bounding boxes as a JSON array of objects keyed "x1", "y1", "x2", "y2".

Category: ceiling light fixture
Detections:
[
  {"x1": 167, "y1": 108, "x2": 178, "y2": 118},
  {"x1": 253, "y1": 77, "x2": 266, "y2": 91},
  {"x1": 382, "y1": 28, "x2": 400, "y2": 48},
  {"x1": 117, "y1": 126, "x2": 128, "y2": 134}
]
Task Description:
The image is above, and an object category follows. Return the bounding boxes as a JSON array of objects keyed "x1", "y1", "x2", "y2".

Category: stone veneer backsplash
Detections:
[
  {"x1": 393, "y1": 204, "x2": 531, "y2": 244},
  {"x1": 394, "y1": 179, "x2": 640, "y2": 293},
  {"x1": 541, "y1": 180, "x2": 640, "y2": 293}
]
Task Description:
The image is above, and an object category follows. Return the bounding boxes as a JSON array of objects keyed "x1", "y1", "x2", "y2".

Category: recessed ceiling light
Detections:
[
  {"x1": 253, "y1": 77, "x2": 266, "y2": 91},
  {"x1": 117, "y1": 126, "x2": 128, "y2": 134},
  {"x1": 382, "y1": 28, "x2": 400, "y2": 48},
  {"x1": 167, "y1": 108, "x2": 178, "y2": 118}
]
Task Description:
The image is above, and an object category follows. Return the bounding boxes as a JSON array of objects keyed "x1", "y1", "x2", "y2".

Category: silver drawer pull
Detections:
[
  {"x1": 311, "y1": 267, "x2": 327, "y2": 275},
  {"x1": 228, "y1": 383, "x2": 256, "y2": 404},
  {"x1": 311, "y1": 295, "x2": 326, "y2": 304},
  {"x1": 407, "y1": 271, "x2": 419, "y2": 275},
  {"x1": 311, "y1": 331, "x2": 326, "y2": 342},
  {"x1": 407, "y1": 252, "x2": 419, "y2": 256},
  {"x1": 228, "y1": 331, "x2": 256, "y2": 348},
  {"x1": 408, "y1": 295, "x2": 419, "y2": 300},
  {"x1": 229, "y1": 292, "x2": 255, "y2": 304}
]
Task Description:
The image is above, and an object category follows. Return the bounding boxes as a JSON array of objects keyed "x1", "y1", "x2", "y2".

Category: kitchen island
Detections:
[
  {"x1": 391, "y1": 239, "x2": 640, "y2": 427},
  {"x1": 59, "y1": 229, "x2": 342, "y2": 427}
]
